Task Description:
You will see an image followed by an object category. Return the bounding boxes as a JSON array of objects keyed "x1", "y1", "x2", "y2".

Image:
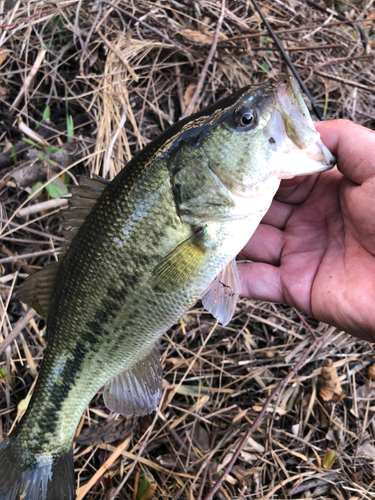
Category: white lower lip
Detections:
[{"x1": 278, "y1": 143, "x2": 336, "y2": 179}]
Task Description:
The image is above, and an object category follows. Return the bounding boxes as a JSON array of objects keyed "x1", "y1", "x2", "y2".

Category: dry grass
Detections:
[{"x1": 1, "y1": 0, "x2": 375, "y2": 499}]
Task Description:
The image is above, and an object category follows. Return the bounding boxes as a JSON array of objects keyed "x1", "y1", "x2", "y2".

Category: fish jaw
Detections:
[{"x1": 268, "y1": 77, "x2": 336, "y2": 179}]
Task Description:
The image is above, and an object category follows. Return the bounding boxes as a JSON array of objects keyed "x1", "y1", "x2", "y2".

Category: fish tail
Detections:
[{"x1": 0, "y1": 436, "x2": 74, "y2": 500}]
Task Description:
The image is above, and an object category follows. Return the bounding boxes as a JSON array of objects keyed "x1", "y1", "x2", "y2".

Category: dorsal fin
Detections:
[
  {"x1": 59, "y1": 174, "x2": 109, "y2": 258},
  {"x1": 18, "y1": 175, "x2": 109, "y2": 322},
  {"x1": 17, "y1": 262, "x2": 61, "y2": 320}
]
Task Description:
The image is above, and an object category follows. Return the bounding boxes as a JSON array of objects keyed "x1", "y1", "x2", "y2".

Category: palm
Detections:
[{"x1": 238, "y1": 120, "x2": 375, "y2": 341}]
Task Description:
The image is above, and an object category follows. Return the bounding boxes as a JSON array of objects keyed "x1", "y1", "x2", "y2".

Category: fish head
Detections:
[
  {"x1": 170, "y1": 77, "x2": 335, "y2": 222},
  {"x1": 198, "y1": 76, "x2": 336, "y2": 198}
]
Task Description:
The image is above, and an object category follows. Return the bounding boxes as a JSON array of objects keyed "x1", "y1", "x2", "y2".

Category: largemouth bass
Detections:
[{"x1": 0, "y1": 77, "x2": 335, "y2": 500}]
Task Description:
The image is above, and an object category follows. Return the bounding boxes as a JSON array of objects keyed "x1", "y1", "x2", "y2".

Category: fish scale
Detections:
[{"x1": 0, "y1": 77, "x2": 336, "y2": 500}]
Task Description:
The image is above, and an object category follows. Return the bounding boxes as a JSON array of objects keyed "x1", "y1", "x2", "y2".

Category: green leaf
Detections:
[
  {"x1": 45, "y1": 178, "x2": 69, "y2": 199},
  {"x1": 0, "y1": 368, "x2": 6, "y2": 378},
  {"x1": 62, "y1": 172, "x2": 72, "y2": 184},
  {"x1": 261, "y1": 36, "x2": 272, "y2": 45},
  {"x1": 137, "y1": 472, "x2": 156, "y2": 500},
  {"x1": 45, "y1": 146, "x2": 66, "y2": 155},
  {"x1": 24, "y1": 138, "x2": 41, "y2": 148},
  {"x1": 36, "y1": 153, "x2": 58, "y2": 166},
  {"x1": 30, "y1": 182, "x2": 44, "y2": 200},
  {"x1": 11, "y1": 145, "x2": 17, "y2": 165},
  {"x1": 42, "y1": 105, "x2": 51, "y2": 121},
  {"x1": 67, "y1": 115, "x2": 74, "y2": 142},
  {"x1": 261, "y1": 60, "x2": 271, "y2": 73},
  {"x1": 322, "y1": 448, "x2": 337, "y2": 469}
]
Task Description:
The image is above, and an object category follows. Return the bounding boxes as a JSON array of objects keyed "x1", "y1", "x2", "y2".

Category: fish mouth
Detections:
[{"x1": 271, "y1": 77, "x2": 336, "y2": 179}]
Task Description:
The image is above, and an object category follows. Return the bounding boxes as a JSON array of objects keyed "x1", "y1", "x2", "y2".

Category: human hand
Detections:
[{"x1": 238, "y1": 119, "x2": 375, "y2": 342}]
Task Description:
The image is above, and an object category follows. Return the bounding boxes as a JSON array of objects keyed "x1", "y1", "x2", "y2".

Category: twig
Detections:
[
  {"x1": 218, "y1": 43, "x2": 341, "y2": 52},
  {"x1": 181, "y1": 0, "x2": 226, "y2": 119},
  {"x1": 0, "y1": 113, "x2": 89, "y2": 171},
  {"x1": 0, "y1": 218, "x2": 65, "y2": 242},
  {"x1": 97, "y1": 30, "x2": 139, "y2": 81},
  {"x1": 217, "y1": 17, "x2": 375, "y2": 42},
  {"x1": 76, "y1": 435, "x2": 133, "y2": 500},
  {"x1": 9, "y1": 50, "x2": 47, "y2": 116},
  {"x1": 292, "y1": 307, "x2": 317, "y2": 340},
  {"x1": 305, "y1": 0, "x2": 369, "y2": 52},
  {"x1": 0, "y1": 309, "x2": 36, "y2": 355},
  {"x1": 202, "y1": 326, "x2": 332, "y2": 500},
  {"x1": 250, "y1": 0, "x2": 324, "y2": 121},
  {"x1": 314, "y1": 71, "x2": 375, "y2": 92},
  {"x1": 103, "y1": 2, "x2": 191, "y2": 60},
  {"x1": 108, "y1": 388, "x2": 167, "y2": 500},
  {"x1": 0, "y1": 2, "x2": 77, "y2": 31},
  {"x1": 104, "y1": 110, "x2": 127, "y2": 176},
  {"x1": 18, "y1": 198, "x2": 69, "y2": 218},
  {"x1": 0, "y1": 247, "x2": 61, "y2": 264},
  {"x1": 300, "y1": 54, "x2": 375, "y2": 74}
]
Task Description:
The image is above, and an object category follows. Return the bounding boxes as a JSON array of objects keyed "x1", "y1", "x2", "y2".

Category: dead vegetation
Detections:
[{"x1": 1, "y1": 0, "x2": 375, "y2": 498}]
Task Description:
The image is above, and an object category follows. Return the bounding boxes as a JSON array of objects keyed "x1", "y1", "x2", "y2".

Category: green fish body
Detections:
[{"x1": 0, "y1": 77, "x2": 335, "y2": 500}]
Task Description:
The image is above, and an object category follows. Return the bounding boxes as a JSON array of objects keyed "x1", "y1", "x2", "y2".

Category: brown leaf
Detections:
[
  {"x1": 192, "y1": 424, "x2": 210, "y2": 452},
  {"x1": 319, "y1": 359, "x2": 345, "y2": 402},
  {"x1": 165, "y1": 356, "x2": 200, "y2": 371},
  {"x1": 357, "y1": 442, "x2": 375, "y2": 460},
  {"x1": 0, "y1": 85, "x2": 9, "y2": 96},
  {"x1": 179, "y1": 29, "x2": 227, "y2": 44},
  {"x1": 139, "y1": 483, "x2": 157, "y2": 500},
  {"x1": 232, "y1": 465, "x2": 252, "y2": 487},
  {"x1": 355, "y1": 380, "x2": 375, "y2": 410},
  {"x1": 74, "y1": 420, "x2": 132, "y2": 446},
  {"x1": 0, "y1": 50, "x2": 9, "y2": 66},
  {"x1": 156, "y1": 454, "x2": 180, "y2": 469},
  {"x1": 183, "y1": 84, "x2": 197, "y2": 107},
  {"x1": 367, "y1": 363, "x2": 375, "y2": 380},
  {"x1": 351, "y1": 469, "x2": 364, "y2": 483},
  {"x1": 2, "y1": 139, "x2": 12, "y2": 153}
]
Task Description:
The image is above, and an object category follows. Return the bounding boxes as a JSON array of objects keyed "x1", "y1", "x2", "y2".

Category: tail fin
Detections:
[{"x1": 0, "y1": 437, "x2": 75, "y2": 500}]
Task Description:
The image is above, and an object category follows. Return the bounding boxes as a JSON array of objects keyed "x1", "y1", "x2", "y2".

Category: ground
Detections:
[{"x1": 0, "y1": 1, "x2": 375, "y2": 499}]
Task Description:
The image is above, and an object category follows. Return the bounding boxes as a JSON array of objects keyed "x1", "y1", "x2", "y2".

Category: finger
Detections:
[
  {"x1": 238, "y1": 224, "x2": 284, "y2": 265},
  {"x1": 262, "y1": 199, "x2": 294, "y2": 229},
  {"x1": 316, "y1": 119, "x2": 375, "y2": 185},
  {"x1": 275, "y1": 172, "x2": 321, "y2": 204},
  {"x1": 238, "y1": 262, "x2": 285, "y2": 303},
  {"x1": 340, "y1": 175, "x2": 375, "y2": 254}
]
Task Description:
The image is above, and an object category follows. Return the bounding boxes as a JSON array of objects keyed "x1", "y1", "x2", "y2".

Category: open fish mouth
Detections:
[{"x1": 269, "y1": 77, "x2": 336, "y2": 179}]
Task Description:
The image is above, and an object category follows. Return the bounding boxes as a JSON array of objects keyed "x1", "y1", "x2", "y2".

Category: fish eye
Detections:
[{"x1": 235, "y1": 108, "x2": 257, "y2": 129}]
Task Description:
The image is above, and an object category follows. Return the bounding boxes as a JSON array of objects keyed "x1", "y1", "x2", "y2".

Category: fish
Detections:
[{"x1": 0, "y1": 76, "x2": 335, "y2": 500}]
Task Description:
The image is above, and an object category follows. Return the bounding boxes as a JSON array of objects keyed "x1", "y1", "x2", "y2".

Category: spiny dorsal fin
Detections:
[
  {"x1": 103, "y1": 348, "x2": 163, "y2": 416},
  {"x1": 59, "y1": 174, "x2": 109, "y2": 258},
  {"x1": 17, "y1": 175, "x2": 109, "y2": 320},
  {"x1": 200, "y1": 258, "x2": 241, "y2": 326},
  {"x1": 17, "y1": 262, "x2": 61, "y2": 319}
]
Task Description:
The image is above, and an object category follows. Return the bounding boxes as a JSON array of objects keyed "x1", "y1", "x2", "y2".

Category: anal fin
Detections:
[
  {"x1": 103, "y1": 349, "x2": 163, "y2": 416},
  {"x1": 200, "y1": 259, "x2": 241, "y2": 327}
]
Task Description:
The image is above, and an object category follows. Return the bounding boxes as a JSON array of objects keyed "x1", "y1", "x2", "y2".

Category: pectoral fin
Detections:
[
  {"x1": 103, "y1": 349, "x2": 163, "y2": 416},
  {"x1": 200, "y1": 259, "x2": 241, "y2": 326},
  {"x1": 150, "y1": 230, "x2": 211, "y2": 292}
]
